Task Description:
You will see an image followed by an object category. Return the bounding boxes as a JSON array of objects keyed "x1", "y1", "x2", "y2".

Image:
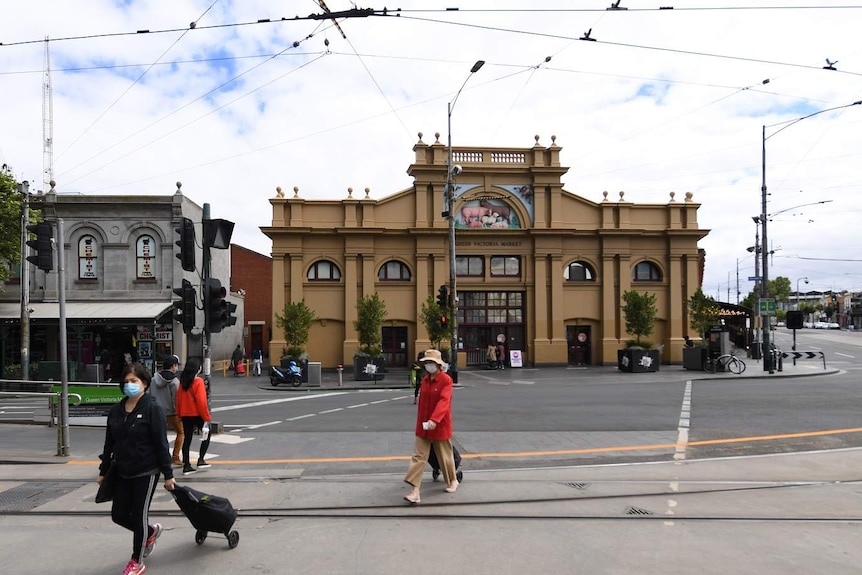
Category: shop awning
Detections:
[{"x1": 0, "y1": 301, "x2": 173, "y2": 321}]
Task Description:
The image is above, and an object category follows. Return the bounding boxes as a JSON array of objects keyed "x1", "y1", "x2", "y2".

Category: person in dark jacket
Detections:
[
  {"x1": 98, "y1": 362, "x2": 176, "y2": 575},
  {"x1": 403, "y1": 349, "x2": 458, "y2": 504}
]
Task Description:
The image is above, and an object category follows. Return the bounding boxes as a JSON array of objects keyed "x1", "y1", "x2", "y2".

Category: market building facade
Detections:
[{"x1": 262, "y1": 135, "x2": 707, "y2": 369}]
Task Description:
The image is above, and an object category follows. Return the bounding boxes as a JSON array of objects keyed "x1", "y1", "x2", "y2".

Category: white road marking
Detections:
[
  {"x1": 512, "y1": 380, "x2": 535, "y2": 385},
  {"x1": 286, "y1": 413, "x2": 317, "y2": 421},
  {"x1": 319, "y1": 408, "x2": 344, "y2": 414},
  {"x1": 369, "y1": 399, "x2": 390, "y2": 404},
  {"x1": 209, "y1": 434, "x2": 254, "y2": 445},
  {"x1": 225, "y1": 421, "x2": 281, "y2": 431},
  {"x1": 835, "y1": 352, "x2": 855, "y2": 358},
  {"x1": 673, "y1": 380, "x2": 692, "y2": 461},
  {"x1": 210, "y1": 392, "x2": 348, "y2": 413},
  {"x1": 346, "y1": 403, "x2": 369, "y2": 409}
]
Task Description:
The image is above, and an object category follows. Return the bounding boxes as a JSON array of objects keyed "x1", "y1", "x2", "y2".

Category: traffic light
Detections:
[
  {"x1": 440, "y1": 314, "x2": 448, "y2": 329},
  {"x1": 436, "y1": 285, "x2": 449, "y2": 307},
  {"x1": 175, "y1": 217, "x2": 195, "y2": 272},
  {"x1": 226, "y1": 300, "x2": 238, "y2": 328},
  {"x1": 172, "y1": 279, "x2": 196, "y2": 333},
  {"x1": 204, "y1": 277, "x2": 229, "y2": 333},
  {"x1": 26, "y1": 222, "x2": 53, "y2": 272}
]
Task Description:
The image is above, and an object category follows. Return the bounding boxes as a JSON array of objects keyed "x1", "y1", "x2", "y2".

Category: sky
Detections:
[{"x1": 2, "y1": 1, "x2": 861, "y2": 302}]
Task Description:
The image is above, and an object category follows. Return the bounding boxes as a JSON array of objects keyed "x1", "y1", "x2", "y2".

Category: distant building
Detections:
[
  {"x1": 0, "y1": 184, "x2": 242, "y2": 379},
  {"x1": 262, "y1": 135, "x2": 708, "y2": 368},
  {"x1": 230, "y1": 244, "x2": 272, "y2": 360}
]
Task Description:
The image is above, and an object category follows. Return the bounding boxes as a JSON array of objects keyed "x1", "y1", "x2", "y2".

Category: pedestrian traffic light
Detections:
[
  {"x1": 204, "y1": 277, "x2": 229, "y2": 333},
  {"x1": 226, "y1": 300, "x2": 238, "y2": 328},
  {"x1": 26, "y1": 222, "x2": 53, "y2": 272},
  {"x1": 437, "y1": 285, "x2": 449, "y2": 307},
  {"x1": 440, "y1": 314, "x2": 448, "y2": 329},
  {"x1": 175, "y1": 217, "x2": 195, "y2": 272},
  {"x1": 172, "y1": 279, "x2": 196, "y2": 333}
]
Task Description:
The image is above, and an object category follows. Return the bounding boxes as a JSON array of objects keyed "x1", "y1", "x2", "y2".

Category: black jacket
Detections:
[{"x1": 99, "y1": 393, "x2": 174, "y2": 480}]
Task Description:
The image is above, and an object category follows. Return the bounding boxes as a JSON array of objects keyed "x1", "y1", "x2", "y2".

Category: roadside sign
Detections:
[
  {"x1": 758, "y1": 299, "x2": 776, "y2": 314},
  {"x1": 748, "y1": 276, "x2": 761, "y2": 281}
]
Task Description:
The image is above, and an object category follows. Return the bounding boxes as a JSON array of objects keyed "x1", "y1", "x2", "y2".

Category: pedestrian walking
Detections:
[
  {"x1": 149, "y1": 355, "x2": 184, "y2": 466},
  {"x1": 98, "y1": 362, "x2": 176, "y2": 575},
  {"x1": 251, "y1": 348, "x2": 263, "y2": 376},
  {"x1": 403, "y1": 349, "x2": 458, "y2": 504},
  {"x1": 176, "y1": 358, "x2": 212, "y2": 475},
  {"x1": 231, "y1": 345, "x2": 244, "y2": 376}
]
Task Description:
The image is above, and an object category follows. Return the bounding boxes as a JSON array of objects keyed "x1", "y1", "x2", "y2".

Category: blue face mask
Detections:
[{"x1": 122, "y1": 382, "x2": 143, "y2": 398}]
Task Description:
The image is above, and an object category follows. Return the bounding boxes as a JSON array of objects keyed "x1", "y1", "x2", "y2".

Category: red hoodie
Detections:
[{"x1": 175, "y1": 376, "x2": 211, "y2": 421}]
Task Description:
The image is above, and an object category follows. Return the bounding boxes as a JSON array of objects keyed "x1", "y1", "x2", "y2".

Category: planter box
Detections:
[
  {"x1": 682, "y1": 347, "x2": 708, "y2": 371},
  {"x1": 617, "y1": 349, "x2": 660, "y2": 373},
  {"x1": 353, "y1": 356, "x2": 387, "y2": 381}
]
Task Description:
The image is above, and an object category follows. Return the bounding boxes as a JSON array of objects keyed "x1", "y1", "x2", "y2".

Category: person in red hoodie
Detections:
[
  {"x1": 403, "y1": 349, "x2": 458, "y2": 504},
  {"x1": 175, "y1": 358, "x2": 212, "y2": 475}
]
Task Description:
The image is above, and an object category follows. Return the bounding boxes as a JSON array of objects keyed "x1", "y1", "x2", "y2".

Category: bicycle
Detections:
[{"x1": 703, "y1": 353, "x2": 746, "y2": 374}]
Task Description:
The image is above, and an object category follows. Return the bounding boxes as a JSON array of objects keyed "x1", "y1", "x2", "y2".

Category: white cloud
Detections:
[{"x1": 2, "y1": 0, "x2": 861, "y2": 295}]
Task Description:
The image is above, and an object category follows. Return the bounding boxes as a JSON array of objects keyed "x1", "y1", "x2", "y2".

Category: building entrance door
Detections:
[
  {"x1": 567, "y1": 326, "x2": 592, "y2": 365},
  {"x1": 381, "y1": 326, "x2": 408, "y2": 367}
]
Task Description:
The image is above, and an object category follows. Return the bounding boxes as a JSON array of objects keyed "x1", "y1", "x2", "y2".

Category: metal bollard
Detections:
[{"x1": 337, "y1": 364, "x2": 343, "y2": 387}]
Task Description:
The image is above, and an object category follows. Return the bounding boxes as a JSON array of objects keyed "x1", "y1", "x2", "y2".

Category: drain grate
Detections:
[
  {"x1": 563, "y1": 482, "x2": 588, "y2": 490},
  {"x1": 625, "y1": 506, "x2": 653, "y2": 516},
  {"x1": 0, "y1": 482, "x2": 85, "y2": 512}
]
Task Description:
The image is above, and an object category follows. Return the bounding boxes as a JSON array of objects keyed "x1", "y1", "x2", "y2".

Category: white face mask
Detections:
[{"x1": 424, "y1": 363, "x2": 439, "y2": 374}]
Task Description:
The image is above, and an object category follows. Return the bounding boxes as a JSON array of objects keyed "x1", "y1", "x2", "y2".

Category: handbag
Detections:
[{"x1": 95, "y1": 461, "x2": 118, "y2": 503}]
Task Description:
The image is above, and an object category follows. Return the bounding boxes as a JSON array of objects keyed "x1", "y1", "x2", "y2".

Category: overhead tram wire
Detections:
[{"x1": 57, "y1": 0, "x2": 222, "y2": 163}]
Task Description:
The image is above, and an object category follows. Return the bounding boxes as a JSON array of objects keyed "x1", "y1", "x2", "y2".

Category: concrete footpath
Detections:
[{"x1": 0, "y1": 362, "x2": 857, "y2": 574}]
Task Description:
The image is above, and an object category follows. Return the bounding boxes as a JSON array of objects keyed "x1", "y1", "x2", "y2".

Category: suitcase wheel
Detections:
[
  {"x1": 228, "y1": 530, "x2": 240, "y2": 549},
  {"x1": 195, "y1": 530, "x2": 207, "y2": 545},
  {"x1": 432, "y1": 469, "x2": 440, "y2": 482},
  {"x1": 456, "y1": 469, "x2": 463, "y2": 483}
]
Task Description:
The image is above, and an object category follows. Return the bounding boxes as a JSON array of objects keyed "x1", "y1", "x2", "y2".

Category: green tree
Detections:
[
  {"x1": 621, "y1": 289, "x2": 658, "y2": 347},
  {"x1": 768, "y1": 276, "x2": 791, "y2": 303},
  {"x1": 420, "y1": 294, "x2": 451, "y2": 350},
  {"x1": 354, "y1": 293, "x2": 387, "y2": 356},
  {"x1": 274, "y1": 300, "x2": 317, "y2": 359},
  {"x1": 688, "y1": 288, "x2": 722, "y2": 338},
  {"x1": 0, "y1": 168, "x2": 24, "y2": 284}
]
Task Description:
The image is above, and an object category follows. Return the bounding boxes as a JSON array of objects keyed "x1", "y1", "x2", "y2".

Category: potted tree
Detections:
[
  {"x1": 618, "y1": 289, "x2": 660, "y2": 372},
  {"x1": 684, "y1": 288, "x2": 721, "y2": 370},
  {"x1": 274, "y1": 300, "x2": 316, "y2": 383},
  {"x1": 353, "y1": 293, "x2": 387, "y2": 381}
]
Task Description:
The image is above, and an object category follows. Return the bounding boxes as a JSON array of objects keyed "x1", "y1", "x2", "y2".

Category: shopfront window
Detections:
[
  {"x1": 78, "y1": 235, "x2": 98, "y2": 279},
  {"x1": 136, "y1": 235, "x2": 156, "y2": 280}
]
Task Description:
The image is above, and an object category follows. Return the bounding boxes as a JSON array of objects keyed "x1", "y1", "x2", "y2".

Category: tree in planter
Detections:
[
  {"x1": 420, "y1": 294, "x2": 452, "y2": 358},
  {"x1": 354, "y1": 293, "x2": 387, "y2": 357},
  {"x1": 274, "y1": 300, "x2": 317, "y2": 360},
  {"x1": 621, "y1": 289, "x2": 658, "y2": 348},
  {"x1": 688, "y1": 288, "x2": 722, "y2": 340}
]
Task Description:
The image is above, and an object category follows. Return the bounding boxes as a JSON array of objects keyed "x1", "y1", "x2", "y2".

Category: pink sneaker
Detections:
[
  {"x1": 123, "y1": 558, "x2": 147, "y2": 575},
  {"x1": 142, "y1": 523, "x2": 161, "y2": 558}
]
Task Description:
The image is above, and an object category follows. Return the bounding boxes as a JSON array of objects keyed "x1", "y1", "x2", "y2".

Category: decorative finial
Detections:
[
  {"x1": 417, "y1": 132, "x2": 424, "y2": 143},
  {"x1": 551, "y1": 135, "x2": 556, "y2": 144},
  {"x1": 534, "y1": 135, "x2": 540, "y2": 143},
  {"x1": 293, "y1": 186, "x2": 300, "y2": 198},
  {"x1": 365, "y1": 187, "x2": 370, "y2": 198},
  {"x1": 348, "y1": 187, "x2": 353, "y2": 198},
  {"x1": 669, "y1": 191, "x2": 676, "y2": 202},
  {"x1": 275, "y1": 186, "x2": 284, "y2": 198},
  {"x1": 434, "y1": 132, "x2": 440, "y2": 143},
  {"x1": 50, "y1": 180, "x2": 56, "y2": 192},
  {"x1": 619, "y1": 191, "x2": 625, "y2": 201},
  {"x1": 176, "y1": 181, "x2": 182, "y2": 192},
  {"x1": 602, "y1": 191, "x2": 608, "y2": 201},
  {"x1": 685, "y1": 191, "x2": 693, "y2": 202}
]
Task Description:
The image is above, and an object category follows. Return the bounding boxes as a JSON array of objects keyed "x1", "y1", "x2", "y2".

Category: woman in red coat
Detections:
[
  {"x1": 175, "y1": 358, "x2": 212, "y2": 475},
  {"x1": 403, "y1": 349, "x2": 458, "y2": 503}
]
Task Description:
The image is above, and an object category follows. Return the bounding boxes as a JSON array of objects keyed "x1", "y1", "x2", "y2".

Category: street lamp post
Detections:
[
  {"x1": 795, "y1": 277, "x2": 809, "y2": 311},
  {"x1": 446, "y1": 60, "x2": 484, "y2": 383},
  {"x1": 759, "y1": 99, "x2": 861, "y2": 373},
  {"x1": 747, "y1": 217, "x2": 762, "y2": 358}
]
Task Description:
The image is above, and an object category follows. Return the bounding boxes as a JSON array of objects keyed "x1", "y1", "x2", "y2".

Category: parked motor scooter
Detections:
[{"x1": 270, "y1": 360, "x2": 302, "y2": 387}]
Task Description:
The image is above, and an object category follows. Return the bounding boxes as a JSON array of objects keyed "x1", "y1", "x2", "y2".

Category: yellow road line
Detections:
[{"x1": 67, "y1": 426, "x2": 862, "y2": 466}]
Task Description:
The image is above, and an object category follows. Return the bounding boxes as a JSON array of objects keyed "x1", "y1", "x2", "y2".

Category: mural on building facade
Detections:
[{"x1": 453, "y1": 184, "x2": 535, "y2": 229}]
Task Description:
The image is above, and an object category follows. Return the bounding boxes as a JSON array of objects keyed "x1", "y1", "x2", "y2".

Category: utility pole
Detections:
[
  {"x1": 56, "y1": 217, "x2": 70, "y2": 457},
  {"x1": 19, "y1": 181, "x2": 30, "y2": 380}
]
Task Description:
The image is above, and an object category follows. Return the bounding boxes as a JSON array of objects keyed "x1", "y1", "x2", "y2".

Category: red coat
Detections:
[
  {"x1": 175, "y1": 376, "x2": 211, "y2": 421},
  {"x1": 415, "y1": 370, "x2": 453, "y2": 440}
]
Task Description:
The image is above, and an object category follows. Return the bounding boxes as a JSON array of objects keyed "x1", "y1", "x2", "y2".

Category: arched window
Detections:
[
  {"x1": 378, "y1": 260, "x2": 411, "y2": 281},
  {"x1": 307, "y1": 260, "x2": 342, "y2": 281},
  {"x1": 78, "y1": 235, "x2": 98, "y2": 279},
  {"x1": 136, "y1": 235, "x2": 156, "y2": 280},
  {"x1": 564, "y1": 261, "x2": 596, "y2": 281},
  {"x1": 633, "y1": 261, "x2": 662, "y2": 282}
]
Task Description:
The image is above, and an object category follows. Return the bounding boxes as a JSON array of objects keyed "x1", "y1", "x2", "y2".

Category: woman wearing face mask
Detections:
[
  {"x1": 98, "y1": 362, "x2": 176, "y2": 575},
  {"x1": 403, "y1": 349, "x2": 458, "y2": 504}
]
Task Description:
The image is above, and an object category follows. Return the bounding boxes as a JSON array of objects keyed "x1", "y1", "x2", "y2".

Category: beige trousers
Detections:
[
  {"x1": 403, "y1": 436, "x2": 456, "y2": 489},
  {"x1": 166, "y1": 414, "x2": 184, "y2": 461}
]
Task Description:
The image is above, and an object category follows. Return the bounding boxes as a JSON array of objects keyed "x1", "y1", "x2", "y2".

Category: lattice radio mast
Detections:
[{"x1": 42, "y1": 37, "x2": 54, "y2": 191}]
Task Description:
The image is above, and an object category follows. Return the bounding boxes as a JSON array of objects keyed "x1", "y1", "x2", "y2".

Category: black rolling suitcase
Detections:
[
  {"x1": 171, "y1": 485, "x2": 240, "y2": 549},
  {"x1": 428, "y1": 443, "x2": 464, "y2": 483}
]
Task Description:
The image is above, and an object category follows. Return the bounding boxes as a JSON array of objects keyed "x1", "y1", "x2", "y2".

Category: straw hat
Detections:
[{"x1": 418, "y1": 349, "x2": 445, "y2": 367}]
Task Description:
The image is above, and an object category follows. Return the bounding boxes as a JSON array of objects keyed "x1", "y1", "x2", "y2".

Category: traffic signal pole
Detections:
[{"x1": 202, "y1": 203, "x2": 212, "y2": 380}]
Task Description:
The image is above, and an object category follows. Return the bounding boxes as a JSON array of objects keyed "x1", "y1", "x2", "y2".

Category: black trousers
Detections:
[
  {"x1": 111, "y1": 473, "x2": 159, "y2": 561},
  {"x1": 181, "y1": 416, "x2": 211, "y2": 465}
]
